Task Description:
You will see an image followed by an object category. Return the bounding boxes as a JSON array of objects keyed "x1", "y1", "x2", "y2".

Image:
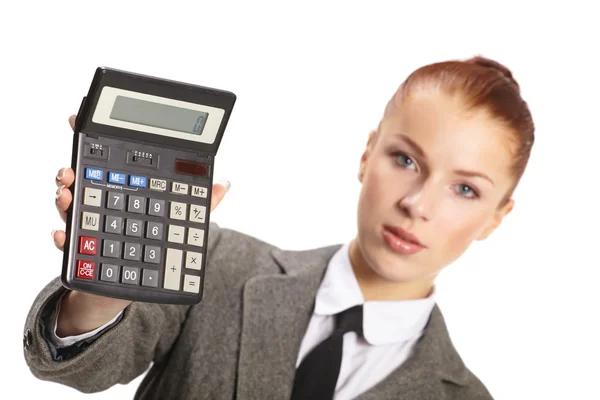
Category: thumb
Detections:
[
  {"x1": 69, "y1": 115, "x2": 76, "y2": 131},
  {"x1": 210, "y1": 179, "x2": 231, "y2": 212}
]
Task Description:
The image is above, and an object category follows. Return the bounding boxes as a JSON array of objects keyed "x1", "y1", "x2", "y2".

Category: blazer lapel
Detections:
[
  {"x1": 235, "y1": 244, "x2": 342, "y2": 400},
  {"x1": 355, "y1": 305, "x2": 471, "y2": 400}
]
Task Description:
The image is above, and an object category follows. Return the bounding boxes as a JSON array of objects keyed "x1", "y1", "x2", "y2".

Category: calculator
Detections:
[{"x1": 61, "y1": 67, "x2": 236, "y2": 304}]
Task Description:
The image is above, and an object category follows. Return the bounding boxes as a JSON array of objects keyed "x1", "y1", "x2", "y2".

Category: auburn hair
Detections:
[{"x1": 385, "y1": 55, "x2": 535, "y2": 205}]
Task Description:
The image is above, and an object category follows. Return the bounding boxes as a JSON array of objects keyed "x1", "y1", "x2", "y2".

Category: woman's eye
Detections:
[
  {"x1": 456, "y1": 184, "x2": 478, "y2": 199},
  {"x1": 395, "y1": 153, "x2": 416, "y2": 170}
]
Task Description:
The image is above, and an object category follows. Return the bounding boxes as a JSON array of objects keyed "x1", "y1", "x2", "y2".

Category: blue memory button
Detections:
[
  {"x1": 108, "y1": 172, "x2": 126, "y2": 185},
  {"x1": 85, "y1": 168, "x2": 103, "y2": 181},
  {"x1": 129, "y1": 175, "x2": 147, "y2": 188}
]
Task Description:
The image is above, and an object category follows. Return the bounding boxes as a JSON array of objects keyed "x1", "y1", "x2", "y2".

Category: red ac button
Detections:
[{"x1": 79, "y1": 236, "x2": 97, "y2": 255}]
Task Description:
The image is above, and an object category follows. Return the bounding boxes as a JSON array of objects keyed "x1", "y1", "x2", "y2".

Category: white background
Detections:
[{"x1": 2, "y1": 1, "x2": 598, "y2": 399}]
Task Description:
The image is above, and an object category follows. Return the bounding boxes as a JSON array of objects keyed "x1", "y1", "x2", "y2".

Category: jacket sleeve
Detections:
[
  {"x1": 47, "y1": 291, "x2": 123, "y2": 349},
  {"x1": 32, "y1": 289, "x2": 123, "y2": 362},
  {"x1": 22, "y1": 222, "x2": 223, "y2": 394}
]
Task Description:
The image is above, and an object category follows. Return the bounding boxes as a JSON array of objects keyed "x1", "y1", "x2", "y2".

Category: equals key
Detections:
[{"x1": 184, "y1": 275, "x2": 201, "y2": 294}]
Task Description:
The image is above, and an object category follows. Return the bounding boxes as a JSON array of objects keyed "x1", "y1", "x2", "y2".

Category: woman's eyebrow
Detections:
[
  {"x1": 392, "y1": 134, "x2": 426, "y2": 159},
  {"x1": 392, "y1": 133, "x2": 495, "y2": 185},
  {"x1": 454, "y1": 170, "x2": 494, "y2": 185}
]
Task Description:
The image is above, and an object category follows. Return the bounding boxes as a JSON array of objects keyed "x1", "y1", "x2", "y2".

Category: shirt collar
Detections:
[{"x1": 314, "y1": 242, "x2": 436, "y2": 345}]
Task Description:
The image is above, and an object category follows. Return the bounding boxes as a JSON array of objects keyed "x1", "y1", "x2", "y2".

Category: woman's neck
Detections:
[{"x1": 348, "y1": 239, "x2": 434, "y2": 302}]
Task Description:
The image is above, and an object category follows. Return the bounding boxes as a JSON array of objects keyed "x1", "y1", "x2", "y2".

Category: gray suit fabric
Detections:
[{"x1": 23, "y1": 223, "x2": 494, "y2": 399}]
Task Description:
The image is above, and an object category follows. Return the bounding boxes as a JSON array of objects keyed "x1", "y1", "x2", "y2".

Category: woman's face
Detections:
[{"x1": 353, "y1": 89, "x2": 516, "y2": 292}]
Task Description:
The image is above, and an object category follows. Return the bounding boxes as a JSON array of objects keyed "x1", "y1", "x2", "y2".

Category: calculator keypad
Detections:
[{"x1": 74, "y1": 164, "x2": 209, "y2": 296}]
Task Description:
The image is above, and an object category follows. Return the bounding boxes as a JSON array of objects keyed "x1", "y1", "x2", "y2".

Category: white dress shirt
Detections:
[
  {"x1": 295, "y1": 242, "x2": 436, "y2": 399},
  {"x1": 50, "y1": 242, "x2": 436, "y2": 399}
]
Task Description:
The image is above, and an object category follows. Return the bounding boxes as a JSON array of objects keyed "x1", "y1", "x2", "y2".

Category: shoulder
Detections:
[
  {"x1": 205, "y1": 222, "x2": 285, "y2": 283},
  {"x1": 442, "y1": 369, "x2": 495, "y2": 400},
  {"x1": 204, "y1": 222, "x2": 340, "y2": 291},
  {"x1": 207, "y1": 222, "x2": 280, "y2": 263},
  {"x1": 421, "y1": 305, "x2": 496, "y2": 399}
]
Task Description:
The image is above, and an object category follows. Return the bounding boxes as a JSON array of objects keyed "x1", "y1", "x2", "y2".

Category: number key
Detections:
[
  {"x1": 124, "y1": 242, "x2": 142, "y2": 261},
  {"x1": 121, "y1": 266, "x2": 140, "y2": 285},
  {"x1": 102, "y1": 239, "x2": 121, "y2": 258},
  {"x1": 126, "y1": 219, "x2": 143, "y2": 237},
  {"x1": 148, "y1": 198, "x2": 165, "y2": 217},
  {"x1": 146, "y1": 221, "x2": 163, "y2": 240},
  {"x1": 104, "y1": 215, "x2": 123, "y2": 234},
  {"x1": 144, "y1": 245, "x2": 161, "y2": 264},
  {"x1": 106, "y1": 192, "x2": 125, "y2": 211},
  {"x1": 100, "y1": 264, "x2": 119, "y2": 282},
  {"x1": 128, "y1": 195, "x2": 146, "y2": 214}
]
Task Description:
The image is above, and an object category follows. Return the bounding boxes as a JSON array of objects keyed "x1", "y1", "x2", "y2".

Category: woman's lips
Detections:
[{"x1": 382, "y1": 225, "x2": 426, "y2": 255}]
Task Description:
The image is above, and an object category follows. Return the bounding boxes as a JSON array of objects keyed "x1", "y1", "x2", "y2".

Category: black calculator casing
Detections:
[{"x1": 61, "y1": 67, "x2": 236, "y2": 304}]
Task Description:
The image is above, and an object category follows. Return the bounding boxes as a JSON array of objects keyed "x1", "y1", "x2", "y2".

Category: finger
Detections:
[
  {"x1": 56, "y1": 167, "x2": 75, "y2": 188},
  {"x1": 210, "y1": 179, "x2": 231, "y2": 212},
  {"x1": 55, "y1": 184, "x2": 73, "y2": 223},
  {"x1": 69, "y1": 115, "x2": 76, "y2": 131},
  {"x1": 52, "y1": 229, "x2": 66, "y2": 251}
]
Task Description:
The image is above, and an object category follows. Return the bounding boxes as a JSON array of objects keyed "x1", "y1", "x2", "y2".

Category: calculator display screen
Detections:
[
  {"x1": 110, "y1": 96, "x2": 208, "y2": 136},
  {"x1": 92, "y1": 86, "x2": 225, "y2": 145}
]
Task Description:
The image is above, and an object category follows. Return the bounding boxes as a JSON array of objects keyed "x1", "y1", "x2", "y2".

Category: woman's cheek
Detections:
[{"x1": 436, "y1": 212, "x2": 489, "y2": 256}]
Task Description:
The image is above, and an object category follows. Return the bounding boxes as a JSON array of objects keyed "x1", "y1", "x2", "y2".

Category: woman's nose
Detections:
[{"x1": 397, "y1": 182, "x2": 439, "y2": 221}]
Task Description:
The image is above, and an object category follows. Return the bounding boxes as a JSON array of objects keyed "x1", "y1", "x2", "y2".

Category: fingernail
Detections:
[
  {"x1": 56, "y1": 185, "x2": 64, "y2": 199},
  {"x1": 216, "y1": 178, "x2": 231, "y2": 193},
  {"x1": 56, "y1": 168, "x2": 65, "y2": 181},
  {"x1": 51, "y1": 229, "x2": 56, "y2": 238}
]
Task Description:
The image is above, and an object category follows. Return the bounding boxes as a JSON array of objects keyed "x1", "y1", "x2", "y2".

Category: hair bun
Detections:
[{"x1": 466, "y1": 55, "x2": 519, "y2": 90}]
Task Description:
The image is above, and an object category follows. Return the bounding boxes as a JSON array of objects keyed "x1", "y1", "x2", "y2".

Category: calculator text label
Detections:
[
  {"x1": 85, "y1": 168, "x2": 103, "y2": 180},
  {"x1": 109, "y1": 172, "x2": 126, "y2": 185},
  {"x1": 150, "y1": 178, "x2": 167, "y2": 191},
  {"x1": 76, "y1": 260, "x2": 95, "y2": 280},
  {"x1": 129, "y1": 175, "x2": 147, "y2": 188}
]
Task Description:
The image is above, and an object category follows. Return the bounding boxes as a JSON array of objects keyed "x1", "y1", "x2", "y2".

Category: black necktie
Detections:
[{"x1": 290, "y1": 304, "x2": 364, "y2": 400}]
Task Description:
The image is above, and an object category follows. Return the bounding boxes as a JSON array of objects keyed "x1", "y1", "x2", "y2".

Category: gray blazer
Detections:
[{"x1": 23, "y1": 223, "x2": 494, "y2": 399}]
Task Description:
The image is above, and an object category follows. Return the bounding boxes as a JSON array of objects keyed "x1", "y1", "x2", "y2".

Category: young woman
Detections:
[{"x1": 24, "y1": 55, "x2": 534, "y2": 399}]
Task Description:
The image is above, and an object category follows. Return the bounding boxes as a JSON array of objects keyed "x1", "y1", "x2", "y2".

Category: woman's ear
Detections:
[
  {"x1": 359, "y1": 130, "x2": 377, "y2": 182},
  {"x1": 476, "y1": 198, "x2": 515, "y2": 241}
]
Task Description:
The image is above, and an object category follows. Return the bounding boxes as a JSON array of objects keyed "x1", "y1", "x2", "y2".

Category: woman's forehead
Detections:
[
  {"x1": 379, "y1": 92, "x2": 515, "y2": 183},
  {"x1": 381, "y1": 91, "x2": 510, "y2": 147}
]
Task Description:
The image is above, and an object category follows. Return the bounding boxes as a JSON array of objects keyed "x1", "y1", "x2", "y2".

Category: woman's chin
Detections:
[{"x1": 367, "y1": 244, "x2": 437, "y2": 282}]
